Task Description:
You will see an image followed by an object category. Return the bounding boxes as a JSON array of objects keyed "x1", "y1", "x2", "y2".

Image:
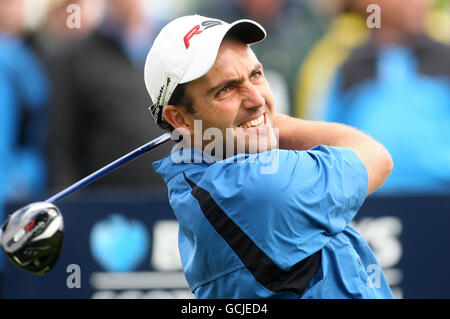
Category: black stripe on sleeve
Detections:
[{"x1": 183, "y1": 172, "x2": 321, "y2": 296}]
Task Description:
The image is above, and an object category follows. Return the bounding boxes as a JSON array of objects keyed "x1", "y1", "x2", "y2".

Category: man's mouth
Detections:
[{"x1": 238, "y1": 113, "x2": 266, "y2": 129}]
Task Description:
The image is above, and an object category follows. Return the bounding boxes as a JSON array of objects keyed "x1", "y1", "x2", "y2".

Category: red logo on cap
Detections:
[
  {"x1": 183, "y1": 20, "x2": 223, "y2": 49},
  {"x1": 184, "y1": 25, "x2": 202, "y2": 49}
]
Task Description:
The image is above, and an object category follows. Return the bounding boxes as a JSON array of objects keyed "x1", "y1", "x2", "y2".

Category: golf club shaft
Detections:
[{"x1": 45, "y1": 133, "x2": 172, "y2": 204}]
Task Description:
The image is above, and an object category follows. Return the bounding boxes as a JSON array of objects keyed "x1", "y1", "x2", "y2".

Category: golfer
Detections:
[{"x1": 145, "y1": 15, "x2": 394, "y2": 299}]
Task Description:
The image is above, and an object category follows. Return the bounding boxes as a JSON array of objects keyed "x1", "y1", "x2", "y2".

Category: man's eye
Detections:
[
  {"x1": 218, "y1": 86, "x2": 232, "y2": 96},
  {"x1": 251, "y1": 71, "x2": 263, "y2": 80}
]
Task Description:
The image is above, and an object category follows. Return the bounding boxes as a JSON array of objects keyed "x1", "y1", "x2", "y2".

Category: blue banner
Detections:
[{"x1": 2, "y1": 194, "x2": 450, "y2": 298}]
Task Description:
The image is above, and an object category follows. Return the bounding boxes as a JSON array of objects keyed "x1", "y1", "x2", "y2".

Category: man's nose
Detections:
[{"x1": 241, "y1": 83, "x2": 265, "y2": 109}]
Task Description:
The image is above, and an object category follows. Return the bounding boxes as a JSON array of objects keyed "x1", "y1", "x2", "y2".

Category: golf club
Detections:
[{"x1": 0, "y1": 132, "x2": 172, "y2": 275}]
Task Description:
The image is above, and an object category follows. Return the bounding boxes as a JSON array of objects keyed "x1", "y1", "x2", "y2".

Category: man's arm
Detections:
[{"x1": 274, "y1": 113, "x2": 393, "y2": 196}]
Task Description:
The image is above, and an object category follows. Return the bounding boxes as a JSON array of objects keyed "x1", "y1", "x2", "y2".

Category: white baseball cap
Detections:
[{"x1": 144, "y1": 14, "x2": 266, "y2": 129}]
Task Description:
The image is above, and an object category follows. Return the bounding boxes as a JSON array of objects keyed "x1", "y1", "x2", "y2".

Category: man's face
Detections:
[{"x1": 182, "y1": 38, "x2": 276, "y2": 157}]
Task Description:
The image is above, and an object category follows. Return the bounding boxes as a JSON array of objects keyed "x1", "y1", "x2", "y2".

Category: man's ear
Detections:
[{"x1": 163, "y1": 105, "x2": 194, "y2": 134}]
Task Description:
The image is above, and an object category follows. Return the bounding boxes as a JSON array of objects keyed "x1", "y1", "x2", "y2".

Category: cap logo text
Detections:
[{"x1": 183, "y1": 20, "x2": 222, "y2": 49}]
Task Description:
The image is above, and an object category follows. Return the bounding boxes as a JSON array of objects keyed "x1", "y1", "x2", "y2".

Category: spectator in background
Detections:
[
  {"x1": 295, "y1": 0, "x2": 449, "y2": 120},
  {"x1": 293, "y1": 0, "x2": 370, "y2": 120},
  {"x1": 321, "y1": 0, "x2": 450, "y2": 194},
  {"x1": 27, "y1": 0, "x2": 106, "y2": 191},
  {"x1": 29, "y1": 0, "x2": 106, "y2": 64},
  {"x1": 0, "y1": 0, "x2": 50, "y2": 286},
  {"x1": 194, "y1": 0, "x2": 325, "y2": 115},
  {"x1": 0, "y1": 0, "x2": 49, "y2": 219},
  {"x1": 47, "y1": 0, "x2": 173, "y2": 193}
]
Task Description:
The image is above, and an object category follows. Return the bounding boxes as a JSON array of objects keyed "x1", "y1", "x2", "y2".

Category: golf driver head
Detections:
[{"x1": 0, "y1": 202, "x2": 64, "y2": 275}]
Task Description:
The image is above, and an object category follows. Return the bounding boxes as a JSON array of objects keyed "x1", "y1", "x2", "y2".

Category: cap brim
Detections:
[
  {"x1": 180, "y1": 19, "x2": 266, "y2": 84},
  {"x1": 227, "y1": 19, "x2": 267, "y2": 44}
]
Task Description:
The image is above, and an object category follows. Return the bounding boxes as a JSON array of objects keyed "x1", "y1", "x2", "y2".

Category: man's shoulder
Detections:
[
  {"x1": 156, "y1": 145, "x2": 362, "y2": 186},
  {"x1": 186, "y1": 146, "x2": 357, "y2": 187}
]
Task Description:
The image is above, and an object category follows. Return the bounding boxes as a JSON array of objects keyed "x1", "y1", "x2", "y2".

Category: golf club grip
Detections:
[{"x1": 45, "y1": 132, "x2": 172, "y2": 204}]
